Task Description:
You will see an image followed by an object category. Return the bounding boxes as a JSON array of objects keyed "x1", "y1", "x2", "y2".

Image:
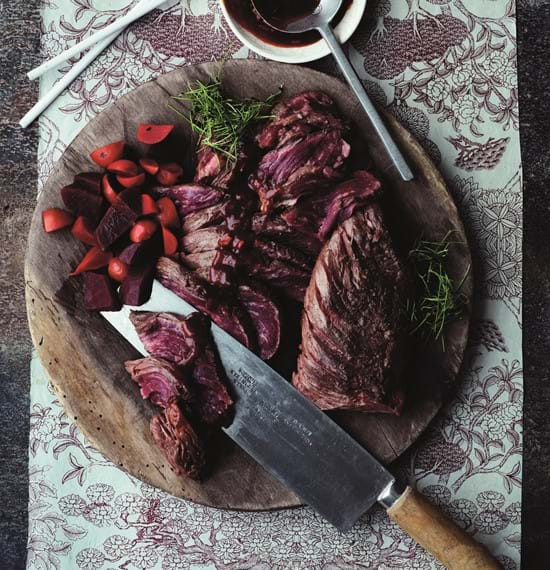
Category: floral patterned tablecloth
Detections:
[{"x1": 28, "y1": 1, "x2": 522, "y2": 568}]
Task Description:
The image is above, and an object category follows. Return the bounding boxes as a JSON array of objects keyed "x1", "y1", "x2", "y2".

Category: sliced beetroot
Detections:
[
  {"x1": 83, "y1": 271, "x2": 121, "y2": 311},
  {"x1": 119, "y1": 264, "x2": 155, "y2": 306},
  {"x1": 130, "y1": 219, "x2": 158, "y2": 243},
  {"x1": 162, "y1": 227, "x2": 178, "y2": 256},
  {"x1": 107, "y1": 159, "x2": 141, "y2": 177},
  {"x1": 102, "y1": 174, "x2": 120, "y2": 205},
  {"x1": 42, "y1": 208, "x2": 74, "y2": 233},
  {"x1": 108, "y1": 258, "x2": 129, "y2": 282},
  {"x1": 70, "y1": 246, "x2": 112, "y2": 276},
  {"x1": 140, "y1": 157, "x2": 160, "y2": 175},
  {"x1": 71, "y1": 216, "x2": 97, "y2": 245},
  {"x1": 118, "y1": 232, "x2": 162, "y2": 265},
  {"x1": 156, "y1": 163, "x2": 184, "y2": 186},
  {"x1": 90, "y1": 141, "x2": 125, "y2": 168},
  {"x1": 117, "y1": 172, "x2": 146, "y2": 189},
  {"x1": 137, "y1": 123, "x2": 174, "y2": 145},
  {"x1": 61, "y1": 184, "x2": 105, "y2": 223},
  {"x1": 74, "y1": 172, "x2": 102, "y2": 195},
  {"x1": 95, "y1": 188, "x2": 141, "y2": 250},
  {"x1": 156, "y1": 197, "x2": 179, "y2": 229},
  {"x1": 141, "y1": 194, "x2": 158, "y2": 216},
  {"x1": 238, "y1": 281, "x2": 281, "y2": 360}
]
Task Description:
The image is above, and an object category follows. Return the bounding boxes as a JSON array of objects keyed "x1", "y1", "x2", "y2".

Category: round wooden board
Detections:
[{"x1": 25, "y1": 60, "x2": 472, "y2": 511}]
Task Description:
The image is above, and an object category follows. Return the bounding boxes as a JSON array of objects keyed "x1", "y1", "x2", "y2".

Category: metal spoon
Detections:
[{"x1": 252, "y1": 0, "x2": 414, "y2": 181}]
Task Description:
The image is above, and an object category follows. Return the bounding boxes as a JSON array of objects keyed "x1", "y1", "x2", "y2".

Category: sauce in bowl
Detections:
[{"x1": 223, "y1": 0, "x2": 353, "y2": 47}]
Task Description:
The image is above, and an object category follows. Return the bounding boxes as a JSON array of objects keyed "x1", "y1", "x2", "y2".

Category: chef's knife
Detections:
[{"x1": 103, "y1": 280, "x2": 500, "y2": 570}]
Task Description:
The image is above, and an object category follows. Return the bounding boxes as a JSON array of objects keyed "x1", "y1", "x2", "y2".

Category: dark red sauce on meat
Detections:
[{"x1": 224, "y1": 0, "x2": 353, "y2": 47}]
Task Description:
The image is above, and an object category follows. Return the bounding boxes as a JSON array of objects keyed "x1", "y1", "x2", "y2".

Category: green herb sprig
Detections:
[
  {"x1": 407, "y1": 233, "x2": 468, "y2": 347},
  {"x1": 169, "y1": 78, "x2": 280, "y2": 162}
]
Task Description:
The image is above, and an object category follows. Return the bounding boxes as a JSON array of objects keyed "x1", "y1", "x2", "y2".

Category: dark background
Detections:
[{"x1": 0, "y1": 1, "x2": 547, "y2": 568}]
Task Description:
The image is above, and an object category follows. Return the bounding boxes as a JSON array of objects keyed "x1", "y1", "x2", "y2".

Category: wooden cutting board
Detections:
[{"x1": 25, "y1": 60, "x2": 472, "y2": 511}]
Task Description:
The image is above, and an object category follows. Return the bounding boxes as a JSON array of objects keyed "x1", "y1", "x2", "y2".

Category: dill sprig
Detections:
[
  {"x1": 169, "y1": 78, "x2": 280, "y2": 162},
  {"x1": 407, "y1": 233, "x2": 468, "y2": 348}
]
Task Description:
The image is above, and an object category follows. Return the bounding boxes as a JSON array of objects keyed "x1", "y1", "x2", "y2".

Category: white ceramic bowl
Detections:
[{"x1": 220, "y1": 0, "x2": 367, "y2": 64}]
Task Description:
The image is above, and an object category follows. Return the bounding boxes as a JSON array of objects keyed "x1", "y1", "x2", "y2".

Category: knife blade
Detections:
[
  {"x1": 104, "y1": 280, "x2": 393, "y2": 530},
  {"x1": 103, "y1": 280, "x2": 500, "y2": 569}
]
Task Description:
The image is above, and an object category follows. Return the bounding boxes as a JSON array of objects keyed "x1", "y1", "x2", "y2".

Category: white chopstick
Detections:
[
  {"x1": 19, "y1": 31, "x2": 119, "y2": 128},
  {"x1": 27, "y1": 0, "x2": 166, "y2": 81}
]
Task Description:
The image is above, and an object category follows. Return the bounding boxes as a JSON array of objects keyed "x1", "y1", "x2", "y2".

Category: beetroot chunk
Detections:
[
  {"x1": 125, "y1": 357, "x2": 193, "y2": 408},
  {"x1": 150, "y1": 400, "x2": 205, "y2": 479},
  {"x1": 119, "y1": 264, "x2": 155, "y2": 306},
  {"x1": 95, "y1": 188, "x2": 141, "y2": 250},
  {"x1": 61, "y1": 184, "x2": 105, "y2": 223},
  {"x1": 74, "y1": 172, "x2": 102, "y2": 195},
  {"x1": 83, "y1": 272, "x2": 121, "y2": 311},
  {"x1": 118, "y1": 232, "x2": 163, "y2": 265}
]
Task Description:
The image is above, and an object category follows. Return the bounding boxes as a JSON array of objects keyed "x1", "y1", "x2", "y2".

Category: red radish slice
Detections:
[
  {"x1": 141, "y1": 194, "x2": 158, "y2": 216},
  {"x1": 107, "y1": 159, "x2": 140, "y2": 177},
  {"x1": 130, "y1": 219, "x2": 158, "y2": 243},
  {"x1": 42, "y1": 208, "x2": 74, "y2": 233},
  {"x1": 162, "y1": 227, "x2": 178, "y2": 256},
  {"x1": 108, "y1": 258, "x2": 129, "y2": 282},
  {"x1": 102, "y1": 175, "x2": 119, "y2": 205},
  {"x1": 137, "y1": 124, "x2": 174, "y2": 145},
  {"x1": 90, "y1": 141, "x2": 124, "y2": 168},
  {"x1": 156, "y1": 163, "x2": 184, "y2": 186},
  {"x1": 70, "y1": 247, "x2": 112, "y2": 276},
  {"x1": 117, "y1": 172, "x2": 146, "y2": 189},
  {"x1": 71, "y1": 216, "x2": 97, "y2": 245},
  {"x1": 140, "y1": 157, "x2": 160, "y2": 175},
  {"x1": 156, "y1": 197, "x2": 180, "y2": 229}
]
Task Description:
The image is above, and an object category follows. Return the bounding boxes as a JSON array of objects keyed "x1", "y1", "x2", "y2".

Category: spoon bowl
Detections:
[{"x1": 252, "y1": 0, "x2": 342, "y2": 33}]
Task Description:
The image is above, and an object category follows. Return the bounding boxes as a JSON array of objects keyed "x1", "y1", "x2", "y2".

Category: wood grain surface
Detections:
[{"x1": 24, "y1": 60, "x2": 472, "y2": 510}]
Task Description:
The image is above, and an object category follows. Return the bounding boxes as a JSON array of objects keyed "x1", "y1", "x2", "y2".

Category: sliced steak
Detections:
[
  {"x1": 194, "y1": 145, "x2": 247, "y2": 189},
  {"x1": 293, "y1": 206, "x2": 409, "y2": 413},
  {"x1": 237, "y1": 281, "x2": 281, "y2": 360},
  {"x1": 153, "y1": 184, "x2": 224, "y2": 217},
  {"x1": 124, "y1": 357, "x2": 193, "y2": 408},
  {"x1": 150, "y1": 400, "x2": 205, "y2": 479},
  {"x1": 129, "y1": 312, "x2": 201, "y2": 366}
]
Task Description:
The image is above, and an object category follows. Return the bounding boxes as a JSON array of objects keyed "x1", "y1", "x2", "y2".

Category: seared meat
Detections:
[
  {"x1": 130, "y1": 312, "x2": 202, "y2": 367},
  {"x1": 194, "y1": 146, "x2": 247, "y2": 190},
  {"x1": 237, "y1": 281, "x2": 281, "y2": 360},
  {"x1": 124, "y1": 357, "x2": 193, "y2": 408},
  {"x1": 293, "y1": 206, "x2": 409, "y2": 413},
  {"x1": 256, "y1": 91, "x2": 346, "y2": 150},
  {"x1": 150, "y1": 400, "x2": 205, "y2": 479},
  {"x1": 154, "y1": 184, "x2": 224, "y2": 217},
  {"x1": 249, "y1": 129, "x2": 350, "y2": 211},
  {"x1": 156, "y1": 257, "x2": 256, "y2": 350}
]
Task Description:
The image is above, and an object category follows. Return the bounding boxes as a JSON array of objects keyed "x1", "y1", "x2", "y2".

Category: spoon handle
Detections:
[{"x1": 317, "y1": 24, "x2": 414, "y2": 181}]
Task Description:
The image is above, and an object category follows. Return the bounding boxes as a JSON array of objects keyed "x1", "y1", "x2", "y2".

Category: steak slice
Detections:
[
  {"x1": 150, "y1": 400, "x2": 205, "y2": 479},
  {"x1": 124, "y1": 357, "x2": 193, "y2": 408},
  {"x1": 293, "y1": 206, "x2": 408, "y2": 413},
  {"x1": 129, "y1": 312, "x2": 202, "y2": 366}
]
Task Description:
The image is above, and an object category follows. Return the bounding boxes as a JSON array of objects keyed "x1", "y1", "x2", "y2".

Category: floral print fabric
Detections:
[{"x1": 29, "y1": 1, "x2": 522, "y2": 568}]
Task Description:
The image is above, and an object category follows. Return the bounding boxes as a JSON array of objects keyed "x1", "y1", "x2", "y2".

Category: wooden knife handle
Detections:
[{"x1": 387, "y1": 486, "x2": 501, "y2": 570}]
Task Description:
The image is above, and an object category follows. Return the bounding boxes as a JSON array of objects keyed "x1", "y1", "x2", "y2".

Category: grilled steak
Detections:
[{"x1": 293, "y1": 206, "x2": 409, "y2": 413}]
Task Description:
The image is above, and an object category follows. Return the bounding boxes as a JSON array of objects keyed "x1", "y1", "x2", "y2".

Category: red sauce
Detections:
[{"x1": 224, "y1": 0, "x2": 353, "y2": 47}]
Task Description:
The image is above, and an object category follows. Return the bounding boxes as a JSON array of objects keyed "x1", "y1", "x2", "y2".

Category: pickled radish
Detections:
[
  {"x1": 137, "y1": 123, "x2": 174, "y2": 145},
  {"x1": 42, "y1": 208, "x2": 74, "y2": 233}
]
